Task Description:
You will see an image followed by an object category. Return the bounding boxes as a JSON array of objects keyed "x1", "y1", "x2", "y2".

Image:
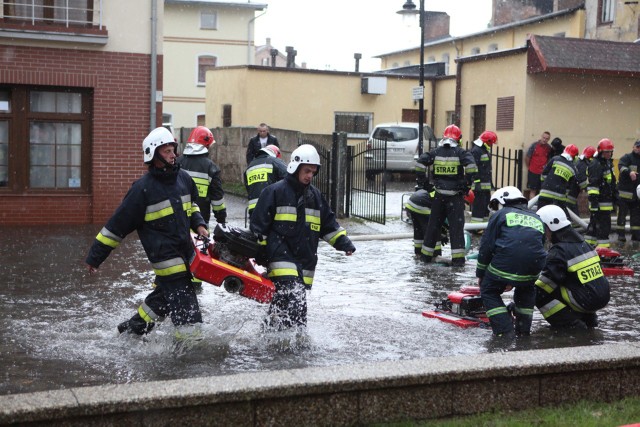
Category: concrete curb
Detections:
[{"x1": 2, "y1": 342, "x2": 640, "y2": 426}]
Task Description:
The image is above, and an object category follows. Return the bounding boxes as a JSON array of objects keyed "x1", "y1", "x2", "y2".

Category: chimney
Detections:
[
  {"x1": 266, "y1": 37, "x2": 271, "y2": 46},
  {"x1": 354, "y1": 53, "x2": 362, "y2": 72},
  {"x1": 270, "y1": 48, "x2": 278, "y2": 67},
  {"x1": 285, "y1": 46, "x2": 297, "y2": 68}
]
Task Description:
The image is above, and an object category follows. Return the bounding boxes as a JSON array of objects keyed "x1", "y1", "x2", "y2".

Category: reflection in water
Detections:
[{"x1": 0, "y1": 225, "x2": 638, "y2": 395}]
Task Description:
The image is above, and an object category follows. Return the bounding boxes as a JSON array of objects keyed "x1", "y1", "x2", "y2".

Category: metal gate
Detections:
[
  {"x1": 346, "y1": 140, "x2": 387, "y2": 224},
  {"x1": 300, "y1": 138, "x2": 332, "y2": 207}
]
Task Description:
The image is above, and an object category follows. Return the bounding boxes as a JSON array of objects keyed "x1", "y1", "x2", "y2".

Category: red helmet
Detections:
[
  {"x1": 563, "y1": 144, "x2": 579, "y2": 158},
  {"x1": 582, "y1": 146, "x2": 596, "y2": 159},
  {"x1": 261, "y1": 144, "x2": 282, "y2": 159},
  {"x1": 479, "y1": 130, "x2": 498, "y2": 145},
  {"x1": 187, "y1": 126, "x2": 215, "y2": 148},
  {"x1": 597, "y1": 138, "x2": 614, "y2": 152},
  {"x1": 464, "y1": 189, "x2": 475, "y2": 205},
  {"x1": 443, "y1": 124, "x2": 462, "y2": 141}
]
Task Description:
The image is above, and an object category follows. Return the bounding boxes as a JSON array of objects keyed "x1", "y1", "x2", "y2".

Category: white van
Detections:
[{"x1": 365, "y1": 122, "x2": 436, "y2": 179}]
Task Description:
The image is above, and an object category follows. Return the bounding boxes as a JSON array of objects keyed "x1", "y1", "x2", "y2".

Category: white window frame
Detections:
[
  {"x1": 441, "y1": 53, "x2": 450, "y2": 75},
  {"x1": 197, "y1": 54, "x2": 218, "y2": 86},
  {"x1": 200, "y1": 11, "x2": 217, "y2": 30}
]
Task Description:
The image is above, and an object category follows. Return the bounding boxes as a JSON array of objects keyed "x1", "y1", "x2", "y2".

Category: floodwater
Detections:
[{"x1": 1, "y1": 185, "x2": 639, "y2": 396}]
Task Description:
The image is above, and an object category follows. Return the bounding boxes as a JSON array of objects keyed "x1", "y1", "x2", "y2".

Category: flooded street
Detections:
[{"x1": 1, "y1": 182, "x2": 639, "y2": 396}]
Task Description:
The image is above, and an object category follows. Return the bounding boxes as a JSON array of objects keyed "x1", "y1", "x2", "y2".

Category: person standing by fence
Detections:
[
  {"x1": 470, "y1": 130, "x2": 498, "y2": 226},
  {"x1": 524, "y1": 131, "x2": 553, "y2": 199}
]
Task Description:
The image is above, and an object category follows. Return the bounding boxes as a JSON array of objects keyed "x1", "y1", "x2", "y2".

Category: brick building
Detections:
[{"x1": 0, "y1": 1, "x2": 164, "y2": 225}]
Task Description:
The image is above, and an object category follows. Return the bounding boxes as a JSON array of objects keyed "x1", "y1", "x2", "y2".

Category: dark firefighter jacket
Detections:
[
  {"x1": 587, "y1": 155, "x2": 617, "y2": 211},
  {"x1": 177, "y1": 153, "x2": 226, "y2": 223},
  {"x1": 535, "y1": 226, "x2": 610, "y2": 313},
  {"x1": 243, "y1": 152, "x2": 288, "y2": 211},
  {"x1": 540, "y1": 155, "x2": 582, "y2": 203},
  {"x1": 404, "y1": 189, "x2": 433, "y2": 216},
  {"x1": 470, "y1": 143, "x2": 493, "y2": 192},
  {"x1": 416, "y1": 143, "x2": 478, "y2": 196},
  {"x1": 250, "y1": 174, "x2": 355, "y2": 288},
  {"x1": 476, "y1": 204, "x2": 547, "y2": 282},
  {"x1": 86, "y1": 166, "x2": 206, "y2": 279},
  {"x1": 617, "y1": 151, "x2": 640, "y2": 201},
  {"x1": 568, "y1": 158, "x2": 589, "y2": 206}
]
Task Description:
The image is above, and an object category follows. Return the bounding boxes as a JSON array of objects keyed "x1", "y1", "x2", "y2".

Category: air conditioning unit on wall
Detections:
[{"x1": 361, "y1": 77, "x2": 387, "y2": 95}]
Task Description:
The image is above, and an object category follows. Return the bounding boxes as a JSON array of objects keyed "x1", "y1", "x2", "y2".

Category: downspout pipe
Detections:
[
  {"x1": 150, "y1": 0, "x2": 158, "y2": 130},
  {"x1": 248, "y1": 10, "x2": 267, "y2": 64}
]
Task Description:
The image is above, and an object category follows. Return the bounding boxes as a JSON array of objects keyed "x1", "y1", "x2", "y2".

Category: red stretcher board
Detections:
[
  {"x1": 190, "y1": 234, "x2": 275, "y2": 304},
  {"x1": 422, "y1": 310, "x2": 489, "y2": 329}
]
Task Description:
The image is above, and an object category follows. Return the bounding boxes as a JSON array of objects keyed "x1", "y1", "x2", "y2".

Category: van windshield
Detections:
[{"x1": 372, "y1": 127, "x2": 418, "y2": 142}]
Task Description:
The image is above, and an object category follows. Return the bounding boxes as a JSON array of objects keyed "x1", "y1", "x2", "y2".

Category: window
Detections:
[
  {"x1": 200, "y1": 11, "x2": 217, "y2": 29},
  {"x1": 222, "y1": 105, "x2": 232, "y2": 127},
  {"x1": 196, "y1": 114, "x2": 205, "y2": 126},
  {"x1": 198, "y1": 55, "x2": 217, "y2": 85},
  {"x1": 334, "y1": 112, "x2": 372, "y2": 138},
  {"x1": 441, "y1": 53, "x2": 450, "y2": 74},
  {"x1": 392, "y1": 62, "x2": 399, "y2": 68},
  {"x1": 496, "y1": 96, "x2": 515, "y2": 131},
  {"x1": 427, "y1": 56, "x2": 436, "y2": 63},
  {"x1": 488, "y1": 43, "x2": 498, "y2": 52},
  {"x1": 599, "y1": 0, "x2": 615, "y2": 24},
  {"x1": 446, "y1": 110, "x2": 456, "y2": 125},
  {"x1": 3, "y1": 0, "x2": 95, "y2": 27},
  {"x1": 470, "y1": 47, "x2": 481, "y2": 55},
  {"x1": 0, "y1": 87, "x2": 91, "y2": 192}
]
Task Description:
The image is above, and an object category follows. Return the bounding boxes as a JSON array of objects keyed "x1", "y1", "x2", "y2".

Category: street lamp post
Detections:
[{"x1": 397, "y1": 0, "x2": 425, "y2": 155}]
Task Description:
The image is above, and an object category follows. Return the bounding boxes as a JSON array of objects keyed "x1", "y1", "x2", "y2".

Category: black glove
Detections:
[
  {"x1": 254, "y1": 246, "x2": 268, "y2": 267},
  {"x1": 214, "y1": 209, "x2": 227, "y2": 224},
  {"x1": 440, "y1": 226, "x2": 449, "y2": 246}
]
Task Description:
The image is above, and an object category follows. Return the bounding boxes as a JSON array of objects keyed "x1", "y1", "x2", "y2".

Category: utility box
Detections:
[{"x1": 361, "y1": 77, "x2": 387, "y2": 95}]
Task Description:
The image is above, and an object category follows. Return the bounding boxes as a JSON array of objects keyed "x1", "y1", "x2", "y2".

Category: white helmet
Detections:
[
  {"x1": 287, "y1": 144, "x2": 321, "y2": 174},
  {"x1": 489, "y1": 186, "x2": 527, "y2": 208},
  {"x1": 143, "y1": 127, "x2": 176, "y2": 164},
  {"x1": 537, "y1": 205, "x2": 571, "y2": 232}
]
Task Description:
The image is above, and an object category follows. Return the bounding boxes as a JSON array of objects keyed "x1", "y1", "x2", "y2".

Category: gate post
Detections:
[{"x1": 332, "y1": 132, "x2": 348, "y2": 217}]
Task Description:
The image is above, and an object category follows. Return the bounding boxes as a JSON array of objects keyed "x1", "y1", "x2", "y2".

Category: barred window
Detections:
[
  {"x1": 334, "y1": 112, "x2": 372, "y2": 138},
  {"x1": 496, "y1": 96, "x2": 515, "y2": 131}
]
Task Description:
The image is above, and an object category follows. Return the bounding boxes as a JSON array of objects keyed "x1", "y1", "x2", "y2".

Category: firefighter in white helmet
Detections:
[
  {"x1": 243, "y1": 144, "x2": 287, "y2": 217},
  {"x1": 535, "y1": 205, "x2": 610, "y2": 330},
  {"x1": 250, "y1": 144, "x2": 355, "y2": 330},
  {"x1": 86, "y1": 127, "x2": 209, "y2": 338},
  {"x1": 477, "y1": 186, "x2": 547, "y2": 337}
]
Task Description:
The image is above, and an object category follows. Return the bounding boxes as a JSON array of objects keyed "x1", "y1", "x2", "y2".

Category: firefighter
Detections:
[
  {"x1": 470, "y1": 130, "x2": 498, "y2": 225},
  {"x1": 243, "y1": 144, "x2": 287, "y2": 217},
  {"x1": 538, "y1": 144, "x2": 583, "y2": 212},
  {"x1": 614, "y1": 139, "x2": 640, "y2": 242},
  {"x1": 404, "y1": 182, "x2": 458, "y2": 257},
  {"x1": 567, "y1": 146, "x2": 595, "y2": 218},
  {"x1": 250, "y1": 144, "x2": 356, "y2": 331},
  {"x1": 477, "y1": 186, "x2": 547, "y2": 337},
  {"x1": 535, "y1": 205, "x2": 610, "y2": 329},
  {"x1": 585, "y1": 138, "x2": 617, "y2": 248},
  {"x1": 86, "y1": 127, "x2": 209, "y2": 337},
  {"x1": 416, "y1": 124, "x2": 477, "y2": 266},
  {"x1": 177, "y1": 126, "x2": 226, "y2": 225}
]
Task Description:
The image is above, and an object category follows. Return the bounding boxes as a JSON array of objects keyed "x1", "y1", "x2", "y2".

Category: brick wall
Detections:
[{"x1": 0, "y1": 45, "x2": 159, "y2": 225}]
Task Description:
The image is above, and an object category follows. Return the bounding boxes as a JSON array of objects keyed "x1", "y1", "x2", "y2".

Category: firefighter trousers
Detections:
[
  {"x1": 616, "y1": 199, "x2": 640, "y2": 240},
  {"x1": 586, "y1": 210, "x2": 612, "y2": 247},
  {"x1": 264, "y1": 278, "x2": 308, "y2": 331},
  {"x1": 421, "y1": 193, "x2": 466, "y2": 265},
  {"x1": 119, "y1": 274, "x2": 202, "y2": 335},
  {"x1": 480, "y1": 272, "x2": 535, "y2": 336}
]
